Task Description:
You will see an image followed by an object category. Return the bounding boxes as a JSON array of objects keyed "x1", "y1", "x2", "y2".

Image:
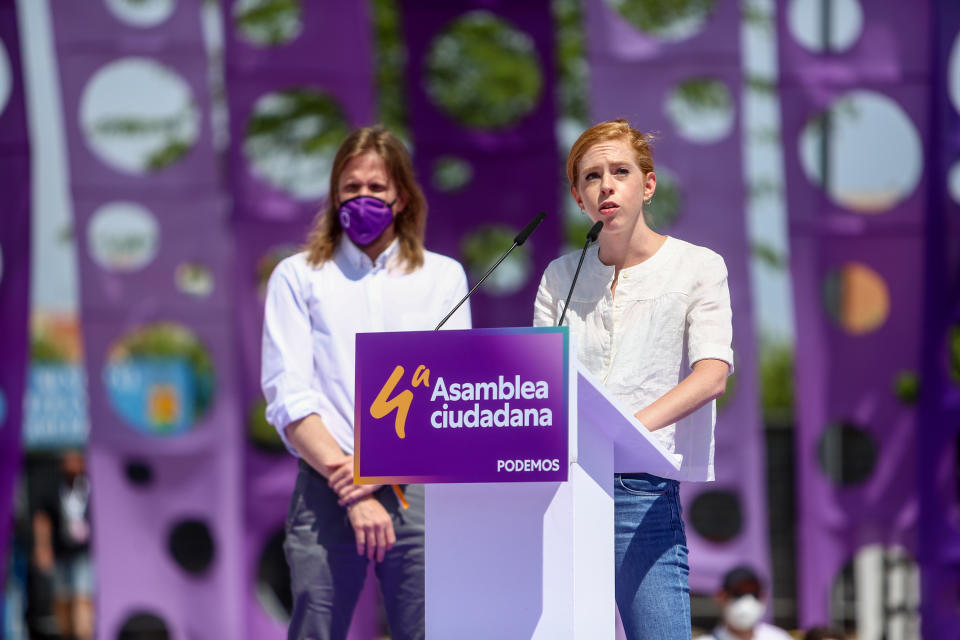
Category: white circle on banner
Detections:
[
  {"x1": 80, "y1": 57, "x2": 200, "y2": 174},
  {"x1": 788, "y1": 0, "x2": 863, "y2": 54},
  {"x1": 175, "y1": 262, "x2": 214, "y2": 297},
  {"x1": 243, "y1": 88, "x2": 349, "y2": 201},
  {"x1": 432, "y1": 156, "x2": 474, "y2": 192},
  {"x1": 799, "y1": 90, "x2": 922, "y2": 213},
  {"x1": 105, "y1": 0, "x2": 176, "y2": 28},
  {"x1": 424, "y1": 11, "x2": 543, "y2": 130},
  {"x1": 949, "y1": 34, "x2": 960, "y2": 115},
  {"x1": 88, "y1": 202, "x2": 160, "y2": 271},
  {"x1": 664, "y1": 78, "x2": 734, "y2": 144},
  {"x1": 234, "y1": 0, "x2": 303, "y2": 47},
  {"x1": 462, "y1": 226, "x2": 531, "y2": 296},
  {"x1": 0, "y1": 38, "x2": 11, "y2": 117}
]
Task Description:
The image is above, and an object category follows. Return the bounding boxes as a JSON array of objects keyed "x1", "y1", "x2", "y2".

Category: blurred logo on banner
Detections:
[{"x1": 105, "y1": 358, "x2": 195, "y2": 435}]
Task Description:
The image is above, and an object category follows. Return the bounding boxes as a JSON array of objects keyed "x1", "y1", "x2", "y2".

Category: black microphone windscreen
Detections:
[
  {"x1": 514, "y1": 211, "x2": 546, "y2": 246},
  {"x1": 586, "y1": 220, "x2": 603, "y2": 242}
]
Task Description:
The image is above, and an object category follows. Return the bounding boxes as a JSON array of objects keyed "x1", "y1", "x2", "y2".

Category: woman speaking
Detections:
[{"x1": 534, "y1": 119, "x2": 734, "y2": 640}]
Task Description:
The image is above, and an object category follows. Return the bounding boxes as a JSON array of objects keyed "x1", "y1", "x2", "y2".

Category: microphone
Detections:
[
  {"x1": 513, "y1": 211, "x2": 546, "y2": 246},
  {"x1": 558, "y1": 220, "x2": 602, "y2": 327},
  {"x1": 434, "y1": 211, "x2": 546, "y2": 330}
]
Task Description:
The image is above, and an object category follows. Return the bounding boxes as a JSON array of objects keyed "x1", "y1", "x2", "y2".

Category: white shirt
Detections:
[
  {"x1": 261, "y1": 238, "x2": 471, "y2": 455},
  {"x1": 533, "y1": 236, "x2": 733, "y2": 481},
  {"x1": 694, "y1": 622, "x2": 794, "y2": 640}
]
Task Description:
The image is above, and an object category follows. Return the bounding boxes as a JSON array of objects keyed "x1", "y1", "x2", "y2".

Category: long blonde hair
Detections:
[{"x1": 305, "y1": 126, "x2": 427, "y2": 271}]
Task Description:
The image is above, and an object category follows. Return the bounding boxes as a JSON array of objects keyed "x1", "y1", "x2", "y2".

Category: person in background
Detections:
[
  {"x1": 802, "y1": 625, "x2": 845, "y2": 640},
  {"x1": 261, "y1": 125, "x2": 471, "y2": 640},
  {"x1": 32, "y1": 450, "x2": 93, "y2": 640},
  {"x1": 694, "y1": 565, "x2": 792, "y2": 640}
]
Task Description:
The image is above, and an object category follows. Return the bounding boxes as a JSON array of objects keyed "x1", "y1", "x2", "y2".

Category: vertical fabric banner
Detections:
[
  {"x1": 400, "y1": 0, "x2": 560, "y2": 329},
  {"x1": 0, "y1": 0, "x2": 30, "y2": 590},
  {"x1": 777, "y1": 2, "x2": 929, "y2": 628},
  {"x1": 220, "y1": 1, "x2": 380, "y2": 636},
  {"x1": 49, "y1": 2, "x2": 243, "y2": 638},
  {"x1": 920, "y1": 0, "x2": 960, "y2": 636},
  {"x1": 583, "y1": 0, "x2": 770, "y2": 597}
]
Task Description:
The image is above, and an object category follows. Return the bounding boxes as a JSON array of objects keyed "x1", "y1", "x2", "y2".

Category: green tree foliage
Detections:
[
  {"x1": 461, "y1": 226, "x2": 531, "y2": 295},
  {"x1": 893, "y1": 371, "x2": 919, "y2": 406},
  {"x1": 245, "y1": 89, "x2": 349, "y2": 153},
  {"x1": 751, "y1": 243, "x2": 785, "y2": 269},
  {"x1": 146, "y1": 139, "x2": 191, "y2": 171},
  {"x1": 234, "y1": 0, "x2": 302, "y2": 46},
  {"x1": 759, "y1": 340, "x2": 795, "y2": 422},
  {"x1": 249, "y1": 399, "x2": 286, "y2": 452},
  {"x1": 92, "y1": 107, "x2": 196, "y2": 171},
  {"x1": 643, "y1": 170, "x2": 681, "y2": 230},
  {"x1": 607, "y1": 0, "x2": 715, "y2": 39},
  {"x1": 31, "y1": 333, "x2": 69, "y2": 364},
  {"x1": 673, "y1": 78, "x2": 730, "y2": 112},
  {"x1": 371, "y1": 0, "x2": 408, "y2": 136},
  {"x1": 425, "y1": 11, "x2": 543, "y2": 130},
  {"x1": 552, "y1": 0, "x2": 588, "y2": 124}
]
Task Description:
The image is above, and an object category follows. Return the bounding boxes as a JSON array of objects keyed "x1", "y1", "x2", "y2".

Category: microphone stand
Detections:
[
  {"x1": 435, "y1": 211, "x2": 546, "y2": 330},
  {"x1": 558, "y1": 220, "x2": 603, "y2": 327}
]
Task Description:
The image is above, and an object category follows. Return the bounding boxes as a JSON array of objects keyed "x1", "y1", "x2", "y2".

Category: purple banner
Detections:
[
  {"x1": 400, "y1": 0, "x2": 560, "y2": 328},
  {"x1": 223, "y1": 0, "x2": 375, "y2": 223},
  {"x1": 219, "y1": 1, "x2": 380, "y2": 635},
  {"x1": 0, "y1": 0, "x2": 30, "y2": 590},
  {"x1": 355, "y1": 328, "x2": 569, "y2": 483},
  {"x1": 583, "y1": 0, "x2": 769, "y2": 597},
  {"x1": 49, "y1": 1, "x2": 246, "y2": 638},
  {"x1": 777, "y1": 1, "x2": 929, "y2": 628},
  {"x1": 919, "y1": 1, "x2": 960, "y2": 637}
]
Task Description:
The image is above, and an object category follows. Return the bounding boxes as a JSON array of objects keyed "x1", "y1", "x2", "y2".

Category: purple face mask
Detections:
[{"x1": 338, "y1": 195, "x2": 396, "y2": 246}]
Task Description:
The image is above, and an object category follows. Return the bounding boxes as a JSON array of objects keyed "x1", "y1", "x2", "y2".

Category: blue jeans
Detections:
[
  {"x1": 615, "y1": 473, "x2": 691, "y2": 640},
  {"x1": 284, "y1": 460, "x2": 425, "y2": 640}
]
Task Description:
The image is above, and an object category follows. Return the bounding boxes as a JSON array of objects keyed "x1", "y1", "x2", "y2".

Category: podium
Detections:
[{"x1": 354, "y1": 328, "x2": 680, "y2": 639}]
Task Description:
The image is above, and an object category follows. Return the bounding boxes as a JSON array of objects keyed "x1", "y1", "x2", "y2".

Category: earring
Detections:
[{"x1": 644, "y1": 195, "x2": 653, "y2": 205}]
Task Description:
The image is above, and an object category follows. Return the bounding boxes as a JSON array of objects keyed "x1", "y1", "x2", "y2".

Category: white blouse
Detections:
[
  {"x1": 533, "y1": 236, "x2": 733, "y2": 481},
  {"x1": 261, "y1": 239, "x2": 471, "y2": 455}
]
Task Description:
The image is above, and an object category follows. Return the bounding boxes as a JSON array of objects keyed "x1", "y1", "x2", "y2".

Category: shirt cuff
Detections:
[
  {"x1": 688, "y1": 344, "x2": 735, "y2": 375},
  {"x1": 267, "y1": 396, "x2": 326, "y2": 457}
]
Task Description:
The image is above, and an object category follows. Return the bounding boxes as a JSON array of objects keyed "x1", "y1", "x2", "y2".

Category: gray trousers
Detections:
[{"x1": 284, "y1": 459, "x2": 425, "y2": 640}]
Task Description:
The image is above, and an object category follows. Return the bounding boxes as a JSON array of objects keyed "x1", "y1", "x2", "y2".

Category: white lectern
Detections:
[{"x1": 424, "y1": 363, "x2": 681, "y2": 639}]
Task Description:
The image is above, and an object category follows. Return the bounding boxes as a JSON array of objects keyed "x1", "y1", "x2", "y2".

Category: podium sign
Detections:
[{"x1": 355, "y1": 327, "x2": 569, "y2": 483}]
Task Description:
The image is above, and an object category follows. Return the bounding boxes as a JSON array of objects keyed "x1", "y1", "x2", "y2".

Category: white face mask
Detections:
[{"x1": 723, "y1": 594, "x2": 765, "y2": 631}]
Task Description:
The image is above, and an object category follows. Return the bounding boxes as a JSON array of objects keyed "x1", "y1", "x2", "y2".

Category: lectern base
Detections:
[{"x1": 425, "y1": 460, "x2": 614, "y2": 639}]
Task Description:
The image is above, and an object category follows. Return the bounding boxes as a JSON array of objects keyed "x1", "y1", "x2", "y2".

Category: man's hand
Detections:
[
  {"x1": 328, "y1": 456, "x2": 382, "y2": 506},
  {"x1": 346, "y1": 496, "x2": 396, "y2": 562}
]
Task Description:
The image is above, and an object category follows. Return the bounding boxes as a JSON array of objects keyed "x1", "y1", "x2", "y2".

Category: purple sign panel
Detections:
[{"x1": 355, "y1": 328, "x2": 569, "y2": 483}]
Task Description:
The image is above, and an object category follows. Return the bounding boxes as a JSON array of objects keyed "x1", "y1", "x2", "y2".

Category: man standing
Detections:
[{"x1": 261, "y1": 126, "x2": 471, "y2": 640}]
